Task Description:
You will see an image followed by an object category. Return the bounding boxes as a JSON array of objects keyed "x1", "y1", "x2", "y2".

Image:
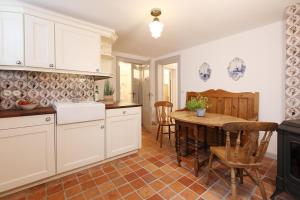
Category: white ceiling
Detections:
[{"x1": 20, "y1": 0, "x2": 297, "y2": 57}]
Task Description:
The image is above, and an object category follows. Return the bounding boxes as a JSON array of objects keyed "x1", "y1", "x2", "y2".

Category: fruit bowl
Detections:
[{"x1": 16, "y1": 100, "x2": 38, "y2": 110}]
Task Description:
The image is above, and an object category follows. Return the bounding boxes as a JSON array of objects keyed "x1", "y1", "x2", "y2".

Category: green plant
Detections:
[
  {"x1": 186, "y1": 95, "x2": 209, "y2": 111},
  {"x1": 103, "y1": 80, "x2": 114, "y2": 96}
]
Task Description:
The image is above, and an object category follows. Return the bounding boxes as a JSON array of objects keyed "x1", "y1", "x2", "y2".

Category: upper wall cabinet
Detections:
[
  {"x1": 55, "y1": 23, "x2": 101, "y2": 73},
  {"x1": 0, "y1": 12, "x2": 24, "y2": 66},
  {"x1": 25, "y1": 15, "x2": 55, "y2": 69}
]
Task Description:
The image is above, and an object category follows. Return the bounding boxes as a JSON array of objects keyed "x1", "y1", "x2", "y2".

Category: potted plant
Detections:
[
  {"x1": 186, "y1": 95, "x2": 209, "y2": 117},
  {"x1": 103, "y1": 80, "x2": 115, "y2": 104}
]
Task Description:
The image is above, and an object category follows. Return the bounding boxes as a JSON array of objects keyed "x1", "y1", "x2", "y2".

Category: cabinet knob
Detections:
[
  {"x1": 16, "y1": 60, "x2": 22, "y2": 65},
  {"x1": 122, "y1": 111, "x2": 126, "y2": 114},
  {"x1": 45, "y1": 117, "x2": 51, "y2": 122},
  {"x1": 96, "y1": 69, "x2": 99, "y2": 72},
  {"x1": 100, "y1": 125, "x2": 105, "y2": 129},
  {"x1": 49, "y1": 64, "x2": 54, "y2": 68}
]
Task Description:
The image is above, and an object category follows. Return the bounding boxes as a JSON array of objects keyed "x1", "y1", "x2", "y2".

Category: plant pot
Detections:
[
  {"x1": 104, "y1": 95, "x2": 114, "y2": 104},
  {"x1": 196, "y1": 108, "x2": 206, "y2": 117}
]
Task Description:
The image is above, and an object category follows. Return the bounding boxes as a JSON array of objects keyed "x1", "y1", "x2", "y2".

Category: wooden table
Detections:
[{"x1": 169, "y1": 111, "x2": 247, "y2": 176}]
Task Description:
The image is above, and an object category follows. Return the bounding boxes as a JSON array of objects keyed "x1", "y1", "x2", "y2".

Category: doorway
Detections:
[
  {"x1": 155, "y1": 55, "x2": 180, "y2": 111},
  {"x1": 117, "y1": 58, "x2": 152, "y2": 131}
]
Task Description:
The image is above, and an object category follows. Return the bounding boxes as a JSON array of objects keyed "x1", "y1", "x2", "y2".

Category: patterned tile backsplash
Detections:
[{"x1": 0, "y1": 71, "x2": 95, "y2": 110}]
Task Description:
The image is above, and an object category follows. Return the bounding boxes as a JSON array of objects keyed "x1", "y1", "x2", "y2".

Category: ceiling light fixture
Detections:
[{"x1": 149, "y1": 8, "x2": 164, "y2": 39}]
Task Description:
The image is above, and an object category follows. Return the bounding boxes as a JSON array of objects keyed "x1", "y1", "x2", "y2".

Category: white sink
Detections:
[{"x1": 53, "y1": 101, "x2": 105, "y2": 125}]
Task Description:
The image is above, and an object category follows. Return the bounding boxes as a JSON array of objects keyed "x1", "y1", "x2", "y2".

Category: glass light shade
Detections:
[{"x1": 149, "y1": 20, "x2": 164, "y2": 39}]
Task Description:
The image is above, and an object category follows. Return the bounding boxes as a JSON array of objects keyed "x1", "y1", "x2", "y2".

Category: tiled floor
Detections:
[{"x1": 0, "y1": 129, "x2": 288, "y2": 200}]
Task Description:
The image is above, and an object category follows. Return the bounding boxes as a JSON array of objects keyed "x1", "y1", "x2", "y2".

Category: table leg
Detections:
[
  {"x1": 182, "y1": 127, "x2": 188, "y2": 156},
  {"x1": 204, "y1": 126, "x2": 208, "y2": 152},
  {"x1": 217, "y1": 127, "x2": 224, "y2": 146},
  {"x1": 194, "y1": 124, "x2": 199, "y2": 177},
  {"x1": 175, "y1": 123, "x2": 182, "y2": 166}
]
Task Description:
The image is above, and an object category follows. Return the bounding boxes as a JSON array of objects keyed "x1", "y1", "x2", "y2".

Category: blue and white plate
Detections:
[{"x1": 227, "y1": 57, "x2": 246, "y2": 81}]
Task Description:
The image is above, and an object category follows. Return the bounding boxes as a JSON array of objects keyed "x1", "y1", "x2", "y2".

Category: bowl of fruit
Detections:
[{"x1": 16, "y1": 99, "x2": 38, "y2": 110}]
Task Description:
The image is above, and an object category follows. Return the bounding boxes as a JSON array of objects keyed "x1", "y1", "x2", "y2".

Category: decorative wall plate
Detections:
[
  {"x1": 198, "y1": 62, "x2": 211, "y2": 81},
  {"x1": 227, "y1": 57, "x2": 246, "y2": 81}
]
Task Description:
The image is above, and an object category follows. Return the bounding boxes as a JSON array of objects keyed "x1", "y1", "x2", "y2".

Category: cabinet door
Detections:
[
  {"x1": 57, "y1": 120, "x2": 105, "y2": 173},
  {"x1": 55, "y1": 23, "x2": 100, "y2": 72},
  {"x1": 106, "y1": 114, "x2": 141, "y2": 158},
  {"x1": 0, "y1": 124, "x2": 55, "y2": 192},
  {"x1": 25, "y1": 15, "x2": 55, "y2": 68},
  {"x1": 0, "y1": 12, "x2": 24, "y2": 66}
]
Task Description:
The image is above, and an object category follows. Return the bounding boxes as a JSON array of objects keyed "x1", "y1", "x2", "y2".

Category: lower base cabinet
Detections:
[
  {"x1": 0, "y1": 115, "x2": 55, "y2": 193},
  {"x1": 56, "y1": 120, "x2": 105, "y2": 173},
  {"x1": 106, "y1": 107, "x2": 141, "y2": 158}
]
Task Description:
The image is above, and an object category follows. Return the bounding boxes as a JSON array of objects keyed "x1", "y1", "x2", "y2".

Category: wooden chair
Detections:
[
  {"x1": 206, "y1": 122, "x2": 278, "y2": 200},
  {"x1": 154, "y1": 101, "x2": 176, "y2": 148}
]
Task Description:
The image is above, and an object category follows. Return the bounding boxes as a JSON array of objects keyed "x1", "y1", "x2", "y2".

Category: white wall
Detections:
[{"x1": 156, "y1": 21, "x2": 285, "y2": 157}]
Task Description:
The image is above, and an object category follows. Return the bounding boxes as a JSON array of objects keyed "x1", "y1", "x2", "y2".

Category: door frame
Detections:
[
  {"x1": 116, "y1": 56, "x2": 150, "y2": 102},
  {"x1": 155, "y1": 55, "x2": 181, "y2": 108}
]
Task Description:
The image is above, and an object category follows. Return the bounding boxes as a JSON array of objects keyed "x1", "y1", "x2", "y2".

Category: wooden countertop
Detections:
[
  {"x1": 0, "y1": 107, "x2": 56, "y2": 118},
  {"x1": 105, "y1": 102, "x2": 142, "y2": 109}
]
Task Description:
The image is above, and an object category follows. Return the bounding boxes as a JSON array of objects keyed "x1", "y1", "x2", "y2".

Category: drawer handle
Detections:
[
  {"x1": 16, "y1": 60, "x2": 22, "y2": 65},
  {"x1": 122, "y1": 111, "x2": 127, "y2": 114},
  {"x1": 101, "y1": 125, "x2": 105, "y2": 129},
  {"x1": 49, "y1": 64, "x2": 54, "y2": 68},
  {"x1": 45, "y1": 117, "x2": 51, "y2": 122}
]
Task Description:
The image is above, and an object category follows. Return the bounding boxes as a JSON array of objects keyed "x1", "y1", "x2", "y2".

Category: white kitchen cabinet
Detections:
[
  {"x1": 0, "y1": 114, "x2": 55, "y2": 192},
  {"x1": 57, "y1": 120, "x2": 105, "y2": 173},
  {"x1": 0, "y1": 12, "x2": 24, "y2": 66},
  {"x1": 106, "y1": 107, "x2": 141, "y2": 158},
  {"x1": 55, "y1": 23, "x2": 101, "y2": 73},
  {"x1": 25, "y1": 15, "x2": 55, "y2": 69}
]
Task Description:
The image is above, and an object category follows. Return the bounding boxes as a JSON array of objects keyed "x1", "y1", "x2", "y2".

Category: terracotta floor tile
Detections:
[
  {"x1": 83, "y1": 187, "x2": 100, "y2": 200},
  {"x1": 63, "y1": 178, "x2": 79, "y2": 189},
  {"x1": 201, "y1": 190, "x2": 223, "y2": 200},
  {"x1": 153, "y1": 161, "x2": 165, "y2": 167},
  {"x1": 149, "y1": 180, "x2": 165, "y2": 191},
  {"x1": 80, "y1": 180, "x2": 96, "y2": 191},
  {"x1": 209, "y1": 182, "x2": 230, "y2": 196},
  {"x1": 107, "y1": 171, "x2": 120, "y2": 180},
  {"x1": 144, "y1": 164, "x2": 159, "y2": 172},
  {"x1": 152, "y1": 169, "x2": 165, "y2": 179},
  {"x1": 159, "y1": 187, "x2": 176, "y2": 199},
  {"x1": 65, "y1": 185, "x2": 82, "y2": 198},
  {"x1": 137, "y1": 185, "x2": 155, "y2": 199},
  {"x1": 168, "y1": 171, "x2": 182, "y2": 179},
  {"x1": 130, "y1": 178, "x2": 146, "y2": 189},
  {"x1": 47, "y1": 191, "x2": 65, "y2": 200},
  {"x1": 169, "y1": 182, "x2": 185, "y2": 193},
  {"x1": 124, "y1": 172, "x2": 139, "y2": 182},
  {"x1": 69, "y1": 193, "x2": 85, "y2": 200},
  {"x1": 47, "y1": 184, "x2": 63, "y2": 195},
  {"x1": 103, "y1": 166, "x2": 115, "y2": 174},
  {"x1": 27, "y1": 189, "x2": 46, "y2": 200},
  {"x1": 94, "y1": 175, "x2": 109, "y2": 185},
  {"x1": 124, "y1": 192, "x2": 142, "y2": 200},
  {"x1": 129, "y1": 164, "x2": 141, "y2": 171},
  {"x1": 78, "y1": 173, "x2": 92, "y2": 182},
  {"x1": 147, "y1": 194, "x2": 164, "y2": 200},
  {"x1": 117, "y1": 184, "x2": 134, "y2": 196},
  {"x1": 160, "y1": 175, "x2": 174, "y2": 184},
  {"x1": 178, "y1": 176, "x2": 194, "y2": 187},
  {"x1": 102, "y1": 189, "x2": 121, "y2": 200},
  {"x1": 111, "y1": 177, "x2": 127, "y2": 187},
  {"x1": 135, "y1": 168, "x2": 149, "y2": 177},
  {"x1": 180, "y1": 188, "x2": 200, "y2": 200},
  {"x1": 98, "y1": 181, "x2": 115, "y2": 194},
  {"x1": 141, "y1": 174, "x2": 156, "y2": 183},
  {"x1": 189, "y1": 182, "x2": 206, "y2": 195}
]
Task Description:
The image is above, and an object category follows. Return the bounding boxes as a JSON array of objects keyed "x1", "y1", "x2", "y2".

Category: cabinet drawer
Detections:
[
  {"x1": 0, "y1": 114, "x2": 54, "y2": 130},
  {"x1": 106, "y1": 107, "x2": 141, "y2": 118}
]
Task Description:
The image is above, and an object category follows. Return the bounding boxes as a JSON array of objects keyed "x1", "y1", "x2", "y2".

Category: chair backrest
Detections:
[
  {"x1": 154, "y1": 101, "x2": 173, "y2": 124},
  {"x1": 222, "y1": 122, "x2": 278, "y2": 166},
  {"x1": 186, "y1": 89, "x2": 259, "y2": 121}
]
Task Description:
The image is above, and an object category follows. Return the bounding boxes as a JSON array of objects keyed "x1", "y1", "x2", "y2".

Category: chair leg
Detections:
[
  {"x1": 160, "y1": 126, "x2": 163, "y2": 148},
  {"x1": 239, "y1": 169, "x2": 244, "y2": 184},
  {"x1": 168, "y1": 126, "x2": 171, "y2": 140},
  {"x1": 206, "y1": 153, "x2": 214, "y2": 185},
  {"x1": 156, "y1": 125, "x2": 160, "y2": 141},
  {"x1": 230, "y1": 168, "x2": 237, "y2": 200},
  {"x1": 255, "y1": 169, "x2": 267, "y2": 200}
]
